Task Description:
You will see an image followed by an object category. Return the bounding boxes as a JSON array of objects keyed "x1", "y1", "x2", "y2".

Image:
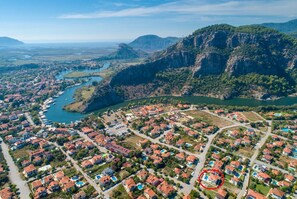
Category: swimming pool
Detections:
[
  {"x1": 95, "y1": 175, "x2": 102, "y2": 180},
  {"x1": 142, "y1": 156, "x2": 148, "y2": 161},
  {"x1": 209, "y1": 161, "x2": 214, "y2": 166},
  {"x1": 75, "y1": 181, "x2": 85, "y2": 187},
  {"x1": 111, "y1": 176, "x2": 118, "y2": 182},
  {"x1": 161, "y1": 149, "x2": 167, "y2": 154},
  {"x1": 274, "y1": 113, "x2": 282, "y2": 117},
  {"x1": 213, "y1": 150, "x2": 219, "y2": 154},
  {"x1": 137, "y1": 183, "x2": 144, "y2": 190},
  {"x1": 252, "y1": 172, "x2": 258, "y2": 177},
  {"x1": 238, "y1": 165, "x2": 243, "y2": 171},
  {"x1": 282, "y1": 128, "x2": 293, "y2": 133},
  {"x1": 271, "y1": 179, "x2": 278, "y2": 186},
  {"x1": 185, "y1": 143, "x2": 193, "y2": 147},
  {"x1": 203, "y1": 175, "x2": 209, "y2": 181},
  {"x1": 187, "y1": 162, "x2": 194, "y2": 167},
  {"x1": 234, "y1": 171, "x2": 240, "y2": 178},
  {"x1": 71, "y1": 176, "x2": 79, "y2": 181}
]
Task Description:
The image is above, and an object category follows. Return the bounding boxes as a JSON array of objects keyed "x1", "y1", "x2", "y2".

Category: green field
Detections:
[{"x1": 64, "y1": 71, "x2": 90, "y2": 78}]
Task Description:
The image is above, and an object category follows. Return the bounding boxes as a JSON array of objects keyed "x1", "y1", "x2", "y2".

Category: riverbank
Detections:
[
  {"x1": 64, "y1": 71, "x2": 102, "y2": 78},
  {"x1": 90, "y1": 95, "x2": 297, "y2": 115},
  {"x1": 45, "y1": 62, "x2": 110, "y2": 124}
]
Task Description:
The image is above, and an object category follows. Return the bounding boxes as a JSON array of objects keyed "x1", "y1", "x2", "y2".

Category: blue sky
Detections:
[{"x1": 0, "y1": 0, "x2": 296, "y2": 43}]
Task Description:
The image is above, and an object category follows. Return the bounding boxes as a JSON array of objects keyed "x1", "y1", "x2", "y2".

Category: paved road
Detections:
[
  {"x1": 188, "y1": 124, "x2": 239, "y2": 194},
  {"x1": 76, "y1": 130, "x2": 108, "y2": 154},
  {"x1": 51, "y1": 142, "x2": 107, "y2": 198},
  {"x1": 120, "y1": 109, "x2": 295, "y2": 198},
  {"x1": 236, "y1": 121, "x2": 272, "y2": 199},
  {"x1": 130, "y1": 111, "x2": 241, "y2": 196},
  {"x1": 1, "y1": 140, "x2": 31, "y2": 199},
  {"x1": 254, "y1": 160, "x2": 297, "y2": 177},
  {"x1": 130, "y1": 128, "x2": 199, "y2": 157}
]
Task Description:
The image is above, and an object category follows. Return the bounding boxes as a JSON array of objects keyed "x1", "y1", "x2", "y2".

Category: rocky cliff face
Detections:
[
  {"x1": 83, "y1": 83, "x2": 123, "y2": 113},
  {"x1": 83, "y1": 24, "x2": 297, "y2": 112}
]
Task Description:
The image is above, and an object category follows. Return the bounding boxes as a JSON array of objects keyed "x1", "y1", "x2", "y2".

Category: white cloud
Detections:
[{"x1": 58, "y1": 0, "x2": 297, "y2": 19}]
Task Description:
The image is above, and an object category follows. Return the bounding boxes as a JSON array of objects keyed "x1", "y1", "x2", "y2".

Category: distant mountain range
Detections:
[
  {"x1": 0, "y1": 37, "x2": 24, "y2": 46},
  {"x1": 261, "y1": 19, "x2": 297, "y2": 37},
  {"x1": 129, "y1": 35, "x2": 180, "y2": 52},
  {"x1": 80, "y1": 24, "x2": 297, "y2": 112},
  {"x1": 93, "y1": 35, "x2": 179, "y2": 60},
  {"x1": 94, "y1": 43, "x2": 148, "y2": 61}
]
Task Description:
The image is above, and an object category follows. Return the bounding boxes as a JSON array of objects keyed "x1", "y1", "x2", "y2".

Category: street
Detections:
[{"x1": 0, "y1": 140, "x2": 31, "y2": 199}]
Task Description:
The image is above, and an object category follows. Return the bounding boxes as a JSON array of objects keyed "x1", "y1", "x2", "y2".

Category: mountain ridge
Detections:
[
  {"x1": 81, "y1": 24, "x2": 297, "y2": 112},
  {"x1": 129, "y1": 34, "x2": 180, "y2": 52},
  {"x1": 0, "y1": 37, "x2": 24, "y2": 46},
  {"x1": 94, "y1": 43, "x2": 148, "y2": 61},
  {"x1": 261, "y1": 19, "x2": 297, "y2": 33},
  {"x1": 261, "y1": 19, "x2": 297, "y2": 37}
]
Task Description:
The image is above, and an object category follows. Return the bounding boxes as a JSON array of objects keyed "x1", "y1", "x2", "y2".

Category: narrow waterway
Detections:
[
  {"x1": 45, "y1": 62, "x2": 109, "y2": 124},
  {"x1": 46, "y1": 61, "x2": 297, "y2": 124}
]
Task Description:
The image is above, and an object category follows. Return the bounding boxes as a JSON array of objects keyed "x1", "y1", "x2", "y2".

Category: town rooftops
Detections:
[
  {"x1": 247, "y1": 189, "x2": 267, "y2": 199},
  {"x1": 268, "y1": 188, "x2": 285, "y2": 198},
  {"x1": 23, "y1": 164, "x2": 36, "y2": 173}
]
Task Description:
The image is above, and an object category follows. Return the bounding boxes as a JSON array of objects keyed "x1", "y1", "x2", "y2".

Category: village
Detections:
[{"x1": 0, "y1": 66, "x2": 297, "y2": 199}]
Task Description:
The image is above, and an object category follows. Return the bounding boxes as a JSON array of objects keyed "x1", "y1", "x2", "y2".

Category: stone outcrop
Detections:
[{"x1": 82, "y1": 24, "x2": 297, "y2": 112}]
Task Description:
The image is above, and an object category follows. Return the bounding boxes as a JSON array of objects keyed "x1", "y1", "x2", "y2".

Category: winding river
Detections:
[
  {"x1": 46, "y1": 62, "x2": 297, "y2": 124},
  {"x1": 45, "y1": 62, "x2": 110, "y2": 124}
]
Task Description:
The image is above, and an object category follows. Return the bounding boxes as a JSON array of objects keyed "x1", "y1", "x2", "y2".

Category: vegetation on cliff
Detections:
[{"x1": 82, "y1": 24, "x2": 297, "y2": 112}]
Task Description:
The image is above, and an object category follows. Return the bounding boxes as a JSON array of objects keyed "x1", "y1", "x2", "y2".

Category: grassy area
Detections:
[
  {"x1": 242, "y1": 112, "x2": 264, "y2": 122},
  {"x1": 119, "y1": 170, "x2": 130, "y2": 180},
  {"x1": 258, "y1": 126, "x2": 268, "y2": 132},
  {"x1": 186, "y1": 110, "x2": 233, "y2": 128},
  {"x1": 238, "y1": 147, "x2": 254, "y2": 157},
  {"x1": 64, "y1": 71, "x2": 90, "y2": 78},
  {"x1": 64, "y1": 86, "x2": 95, "y2": 112},
  {"x1": 111, "y1": 184, "x2": 131, "y2": 199},
  {"x1": 88, "y1": 163, "x2": 110, "y2": 178},
  {"x1": 80, "y1": 86, "x2": 95, "y2": 100},
  {"x1": 204, "y1": 189, "x2": 217, "y2": 199},
  {"x1": 11, "y1": 146, "x2": 31, "y2": 159},
  {"x1": 63, "y1": 168, "x2": 78, "y2": 177},
  {"x1": 255, "y1": 184, "x2": 271, "y2": 195},
  {"x1": 50, "y1": 160, "x2": 67, "y2": 168},
  {"x1": 223, "y1": 181, "x2": 240, "y2": 195},
  {"x1": 94, "y1": 70, "x2": 114, "y2": 79},
  {"x1": 225, "y1": 174, "x2": 232, "y2": 181},
  {"x1": 64, "y1": 101, "x2": 84, "y2": 112},
  {"x1": 121, "y1": 135, "x2": 143, "y2": 150}
]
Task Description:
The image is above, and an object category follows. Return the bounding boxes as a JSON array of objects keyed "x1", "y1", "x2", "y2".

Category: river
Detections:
[
  {"x1": 46, "y1": 63, "x2": 297, "y2": 124},
  {"x1": 45, "y1": 62, "x2": 109, "y2": 124}
]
